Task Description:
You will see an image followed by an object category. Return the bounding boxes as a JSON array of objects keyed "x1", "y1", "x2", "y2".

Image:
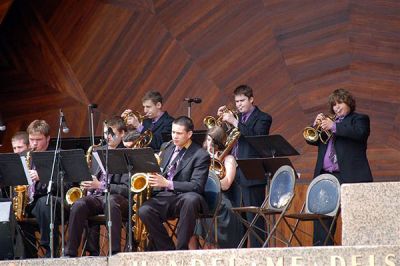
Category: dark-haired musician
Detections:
[
  {"x1": 217, "y1": 84, "x2": 272, "y2": 247},
  {"x1": 122, "y1": 91, "x2": 174, "y2": 151},
  {"x1": 138, "y1": 116, "x2": 210, "y2": 251},
  {"x1": 307, "y1": 88, "x2": 373, "y2": 245},
  {"x1": 65, "y1": 116, "x2": 129, "y2": 257}
]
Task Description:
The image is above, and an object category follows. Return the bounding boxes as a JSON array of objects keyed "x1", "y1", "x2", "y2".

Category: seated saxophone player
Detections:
[
  {"x1": 137, "y1": 116, "x2": 210, "y2": 251},
  {"x1": 65, "y1": 116, "x2": 130, "y2": 257},
  {"x1": 11, "y1": 131, "x2": 38, "y2": 259},
  {"x1": 25, "y1": 120, "x2": 69, "y2": 258},
  {"x1": 121, "y1": 91, "x2": 174, "y2": 151},
  {"x1": 190, "y1": 126, "x2": 243, "y2": 249}
]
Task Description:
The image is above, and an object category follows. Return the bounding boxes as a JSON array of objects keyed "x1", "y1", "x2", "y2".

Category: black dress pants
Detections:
[
  {"x1": 138, "y1": 192, "x2": 206, "y2": 251},
  {"x1": 65, "y1": 194, "x2": 128, "y2": 256}
]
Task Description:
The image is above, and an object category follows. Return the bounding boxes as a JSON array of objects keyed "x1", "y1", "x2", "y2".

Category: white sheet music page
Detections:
[
  {"x1": 0, "y1": 201, "x2": 12, "y2": 222},
  {"x1": 20, "y1": 156, "x2": 33, "y2": 185},
  {"x1": 92, "y1": 151, "x2": 106, "y2": 174}
]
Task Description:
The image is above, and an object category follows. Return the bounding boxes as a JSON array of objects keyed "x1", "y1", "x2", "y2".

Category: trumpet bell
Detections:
[
  {"x1": 203, "y1": 116, "x2": 217, "y2": 129},
  {"x1": 131, "y1": 173, "x2": 149, "y2": 193},
  {"x1": 303, "y1": 126, "x2": 319, "y2": 143},
  {"x1": 66, "y1": 187, "x2": 83, "y2": 205}
]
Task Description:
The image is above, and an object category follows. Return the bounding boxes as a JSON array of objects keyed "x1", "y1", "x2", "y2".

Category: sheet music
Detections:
[
  {"x1": 20, "y1": 156, "x2": 33, "y2": 185},
  {"x1": 0, "y1": 202, "x2": 11, "y2": 222},
  {"x1": 92, "y1": 151, "x2": 106, "y2": 174}
]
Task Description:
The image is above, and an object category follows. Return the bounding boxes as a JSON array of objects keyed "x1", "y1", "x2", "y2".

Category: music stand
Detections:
[
  {"x1": 0, "y1": 153, "x2": 30, "y2": 187},
  {"x1": 32, "y1": 149, "x2": 92, "y2": 256},
  {"x1": 245, "y1": 135, "x2": 299, "y2": 158},
  {"x1": 49, "y1": 136, "x2": 102, "y2": 151},
  {"x1": 93, "y1": 147, "x2": 160, "y2": 251}
]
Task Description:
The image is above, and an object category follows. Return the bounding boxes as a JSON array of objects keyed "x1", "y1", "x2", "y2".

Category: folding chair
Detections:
[
  {"x1": 283, "y1": 173, "x2": 341, "y2": 246},
  {"x1": 166, "y1": 171, "x2": 222, "y2": 248},
  {"x1": 232, "y1": 165, "x2": 296, "y2": 248}
]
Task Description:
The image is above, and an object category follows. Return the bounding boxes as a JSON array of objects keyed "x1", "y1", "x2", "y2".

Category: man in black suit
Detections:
[
  {"x1": 65, "y1": 116, "x2": 129, "y2": 257},
  {"x1": 218, "y1": 84, "x2": 272, "y2": 247},
  {"x1": 307, "y1": 88, "x2": 373, "y2": 245},
  {"x1": 122, "y1": 91, "x2": 174, "y2": 151},
  {"x1": 25, "y1": 119, "x2": 69, "y2": 257},
  {"x1": 138, "y1": 116, "x2": 210, "y2": 251}
]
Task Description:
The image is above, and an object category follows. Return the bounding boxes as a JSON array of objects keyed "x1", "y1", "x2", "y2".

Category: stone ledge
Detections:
[
  {"x1": 341, "y1": 182, "x2": 400, "y2": 246},
  {"x1": 0, "y1": 246, "x2": 398, "y2": 266}
]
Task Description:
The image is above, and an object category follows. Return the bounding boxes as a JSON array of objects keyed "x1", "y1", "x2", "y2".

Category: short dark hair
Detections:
[
  {"x1": 234, "y1": 84, "x2": 253, "y2": 98},
  {"x1": 11, "y1": 131, "x2": 29, "y2": 145},
  {"x1": 107, "y1": 116, "x2": 127, "y2": 133},
  {"x1": 173, "y1": 116, "x2": 194, "y2": 132},
  {"x1": 142, "y1": 91, "x2": 163, "y2": 105},
  {"x1": 328, "y1": 88, "x2": 356, "y2": 114},
  {"x1": 123, "y1": 131, "x2": 141, "y2": 142},
  {"x1": 27, "y1": 120, "x2": 50, "y2": 137},
  {"x1": 206, "y1": 126, "x2": 226, "y2": 150}
]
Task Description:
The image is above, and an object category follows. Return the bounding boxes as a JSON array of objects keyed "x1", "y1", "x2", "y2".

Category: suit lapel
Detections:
[
  {"x1": 174, "y1": 144, "x2": 196, "y2": 176},
  {"x1": 161, "y1": 144, "x2": 175, "y2": 174}
]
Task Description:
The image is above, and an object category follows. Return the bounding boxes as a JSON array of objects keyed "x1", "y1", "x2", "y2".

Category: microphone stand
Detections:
[
  {"x1": 88, "y1": 104, "x2": 97, "y2": 146},
  {"x1": 46, "y1": 111, "x2": 64, "y2": 258},
  {"x1": 104, "y1": 125, "x2": 112, "y2": 257}
]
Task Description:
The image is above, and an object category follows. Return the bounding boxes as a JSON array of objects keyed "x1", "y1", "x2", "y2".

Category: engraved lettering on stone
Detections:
[{"x1": 331, "y1": 256, "x2": 345, "y2": 266}]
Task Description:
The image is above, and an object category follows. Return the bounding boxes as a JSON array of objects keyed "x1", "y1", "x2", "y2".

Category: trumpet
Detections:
[
  {"x1": 303, "y1": 114, "x2": 336, "y2": 144},
  {"x1": 203, "y1": 106, "x2": 239, "y2": 130},
  {"x1": 122, "y1": 110, "x2": 147, "y2": 125}
]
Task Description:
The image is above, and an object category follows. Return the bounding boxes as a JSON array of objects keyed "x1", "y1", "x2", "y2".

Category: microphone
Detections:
[
  {"x1": 184, "y1": 97, "x2": 202, "y2": 104},
  {"x1": 60, "y1": 110, "x2": 70, "y2": 134},
  {"x1": 88, "y1": 103, "x2": 98, "y2": 109}
]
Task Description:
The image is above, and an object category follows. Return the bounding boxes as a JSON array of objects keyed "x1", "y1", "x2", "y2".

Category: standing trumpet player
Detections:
[
  {"x1": 217, "y1": 84, "x2": 272, "y2": 248},
  {"x1": 121, "y1": 91, "x2": 174, "y2": 151},
  {"x1": 307, "y1": 88, "x2": 373, "y2": 245}
]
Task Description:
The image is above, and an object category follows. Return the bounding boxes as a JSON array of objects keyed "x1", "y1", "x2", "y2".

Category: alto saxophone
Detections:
[{"x1": 13, "y1": 149, "x2": 33, "y2": 221}]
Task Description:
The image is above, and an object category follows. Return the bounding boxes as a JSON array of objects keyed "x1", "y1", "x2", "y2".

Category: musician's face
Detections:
[
  {"x1": 104, "y1": 126, "x2": 124, "y2": 149},
  {"x1": 235, "y1": 94, "x2": 254, "y2": 113},
  {"x1": 12, "y1": 139, "x2": 29, "y2": 154},
  {"x1": 143, "y1": 100, "x2": 162, "y2": 119},
  {"x1": 205, "y1": 135, "x2": 217, "y2": 155},
  {"x1": 29, "y1": 133, "x2": 50, "y2": 152},
  {"x1": 333, "y1": 101, "x2": 350, "y2": 117},
  {"x1": 171, "y1": 123, "x2": 192, "y2": 148}
]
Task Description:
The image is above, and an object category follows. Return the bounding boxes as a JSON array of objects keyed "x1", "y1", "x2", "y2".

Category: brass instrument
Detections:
[
  {"x1": 122, "y1": 110, "x2": 147, "y2": 125},
  {"x1": 13, "y1": 149, "x2": 33, "y2": 221},
  {"x1": 210, "y1": 127, "x2": 241, "y2": 179},
  {"x1": 203, "y1": 106, "x2": 239, "y2": 130},
  {"x1": 303, "y1": 114, "x2": 336, "y2": 144},
  {"x1": 130, "y1": 172, "x2": 152, "y2": 251},
  {"x1": 132, "y1": 129, "x2": 153, "y2": 148},
  {"x1": 65, "y1": 187, "x2": 85, "y2": 205},
  {"x1": 65, "y1": 142, "x2": 101, "y2": 205}
]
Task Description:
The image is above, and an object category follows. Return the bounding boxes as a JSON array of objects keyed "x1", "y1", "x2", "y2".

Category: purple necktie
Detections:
[{"x1": 165, "y1": 148, "x2": 186, "y2": 181}]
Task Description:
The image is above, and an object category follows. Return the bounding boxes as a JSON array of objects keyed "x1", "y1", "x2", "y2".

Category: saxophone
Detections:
[{"x1": 13, "y1": 149, "x2": 33, "y2": 221}]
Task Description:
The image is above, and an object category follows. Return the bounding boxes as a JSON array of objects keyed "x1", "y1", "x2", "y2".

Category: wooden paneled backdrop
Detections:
[{"x1": 0, "y1": 0, "x2": 399, "y2": 246}]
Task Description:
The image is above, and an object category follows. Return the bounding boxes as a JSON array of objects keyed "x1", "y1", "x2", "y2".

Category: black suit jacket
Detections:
[
  {"x1": 309, "y1": 112, "x2": 373, "y2": 184},
  {"x1": 142, "y1": 112, "x2": 174, "y2": 151},
  {"x1": 237, "y1": 106, "x2": 272, "y2": 186},
  {"x1": 159, "y1": 141, "x2": 210, "y2": 195}
]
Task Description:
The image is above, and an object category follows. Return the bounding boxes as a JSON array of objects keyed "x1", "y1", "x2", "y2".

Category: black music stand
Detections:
[
  {"x1": 245, "y1": 135, "x2": 299, "y2": 158},
  {"x1": 93, "y1": 147, "x2": 160, "y2": 252},
  {"x1": 0, "y1": 153, "x2": 30, "y2": 187},
  {"x1": 48, "y1": 136, "x2": 102, "y2": 151},
  {"x1": 31, "y1": 149, "x2": 92, "y2": 256}
]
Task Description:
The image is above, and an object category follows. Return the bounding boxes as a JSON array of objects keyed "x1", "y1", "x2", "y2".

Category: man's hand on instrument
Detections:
[
  {"x1": 217, "y1": 106, "x2": 226, "y2": 117},
  {"x1": 29, "y1": 170, "x2": 39, "y2": 182},
  {"x1": 222, "y1": 112, "x2": 238, "y2": 128},
  {"x1": 81, "y1": 175, "x2": 101, "y2": 190},
  {"x1": 148, "y1": 173, "x2": 169, "y2": 188}
]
